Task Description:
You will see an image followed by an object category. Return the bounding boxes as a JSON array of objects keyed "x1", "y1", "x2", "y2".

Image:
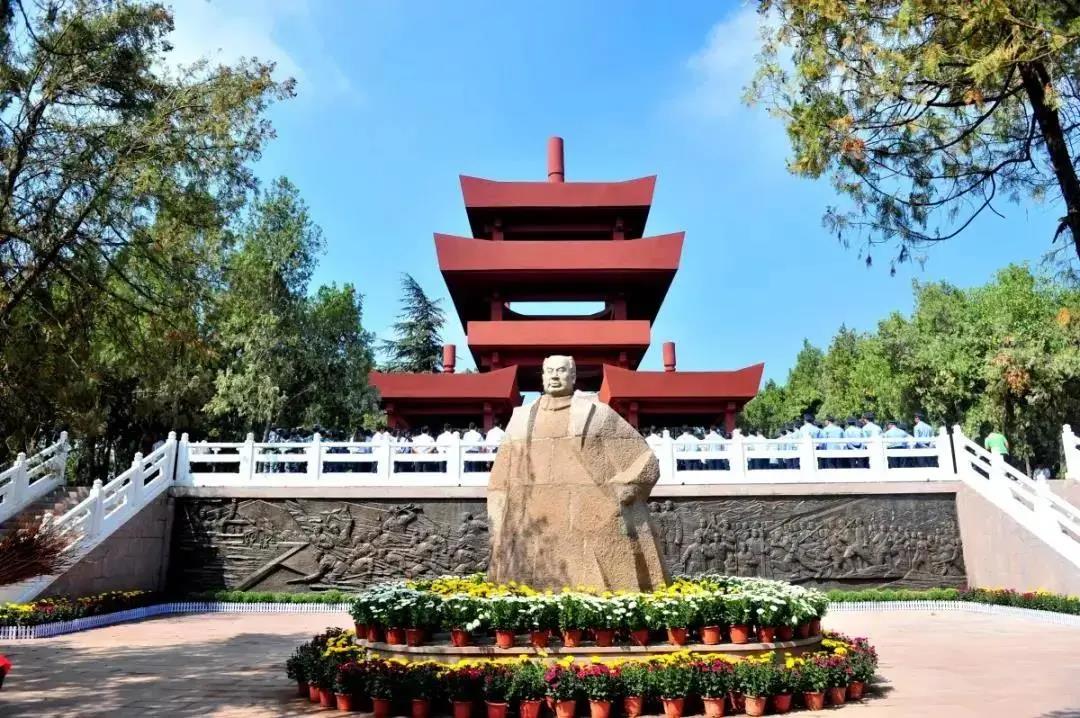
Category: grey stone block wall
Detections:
[{"x1": 44, "y1": 493, "x2": 174, "y2": 598}]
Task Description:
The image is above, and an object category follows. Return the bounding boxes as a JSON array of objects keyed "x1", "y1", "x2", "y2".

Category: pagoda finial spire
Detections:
[{"x1": 547, "y1": 136, "x2": 564, "y2": 182}]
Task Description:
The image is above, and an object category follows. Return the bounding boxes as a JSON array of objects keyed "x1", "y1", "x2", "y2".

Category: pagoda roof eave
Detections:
[
  {"x1": 459, "y1": 175, "x2": 656, "y2": 210},
  {"x1": 598, "y1": 363, "x2": 765, "y2": 404},
  {"x1": 370, "y1": 365, "x2": 520, "y2": 402},
  {"x1": 436, "y1": 233, "x2": 683, "y2": 327}
]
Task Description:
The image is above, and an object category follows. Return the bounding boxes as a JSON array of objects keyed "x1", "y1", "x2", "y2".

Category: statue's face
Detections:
[{"x1": 541, "y1": 355, "x2": 576, "y2": 397}]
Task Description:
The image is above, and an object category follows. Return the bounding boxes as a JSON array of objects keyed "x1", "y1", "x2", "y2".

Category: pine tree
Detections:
[{"x1": 382, "y1": 274, "x2": 446, "y2": 372}]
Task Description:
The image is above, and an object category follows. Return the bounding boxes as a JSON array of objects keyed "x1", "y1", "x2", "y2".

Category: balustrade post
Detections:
[
  {"x1": 1063, "y1": 424, "x2": 1079, "y2": 480},
  {"x1": 177, "y1": 433, "x2": 191, "y2": 484},
  {"x1": 658, "y1": 431, "x2": 676, "y2": 484},
  {"x1": 307, "y1": 433, "x2": 322, "y2": 483},
  {"x1": 88, "y1": 479, "x2": 104, "y2": 538},
  {"x1": 376, "y1": 440, "x2": 392, "y2": 482},
  {"x1": 163, "y1": 431, "x2": 177, "y2": 483},
  {"x1": 799, "y1": 434, "x2": 817, "y2": 479},
  {"x1": 445, "y1": 434, "x2": 463, "y2": 484},
  {"x1": 12, "y1": 452, "x2": 28, "y2": 505},
  {"x1": 729, "y1": 430, "x2": 747, "y2": 481},
  {"x1": 240, "y1": 432, "x2": 256, "y2": 482},
  {"x1": 935, "y1": 426, "x2": 955, "y2": 478},
  {"x1": 129, "y1": 452, "x2": 145, "y2": 506},
  {"x1": 866, "y1": 436, "x2": 887, "y2": 478}
]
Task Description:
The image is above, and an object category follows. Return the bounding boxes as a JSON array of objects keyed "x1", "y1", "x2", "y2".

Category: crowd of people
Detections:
[
  {"x1": 197, "y1": 411, "x2": 949, "y2": 475},
  {"x1": 642, "y1": 411, "x2": 939, "y2": 470}
]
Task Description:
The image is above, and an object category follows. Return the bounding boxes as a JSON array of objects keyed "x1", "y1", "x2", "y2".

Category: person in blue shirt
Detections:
[
  {"x1": 912, "y1": 412, "x2": 934, "y2": 467},
  {"x1": 843, "y1": 416, "x2": 863, "y2": 468},
  {"x1": 819, "y1": 416, "x2": 846, "y2": 469},
  {"x1": 883, "y1": 420, "x2": 911, "y2": 468}
]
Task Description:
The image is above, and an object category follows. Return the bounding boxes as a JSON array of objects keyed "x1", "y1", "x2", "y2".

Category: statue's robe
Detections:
[{"x1": 487, "y1": 393, "x2": 669, "y2": 590}]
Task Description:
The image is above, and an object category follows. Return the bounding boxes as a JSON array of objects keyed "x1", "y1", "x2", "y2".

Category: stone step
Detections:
[{"x1": 0, "y1": 485, "x2": 90, "y2": 538}]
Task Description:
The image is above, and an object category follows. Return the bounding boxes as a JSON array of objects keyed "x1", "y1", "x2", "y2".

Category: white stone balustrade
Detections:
[
  {"x1": 174, "y1": 427, "x2": 957, "y2": 488},
  {"x1": 0, "y1": 432, "x2": 70, "y2": 524}
]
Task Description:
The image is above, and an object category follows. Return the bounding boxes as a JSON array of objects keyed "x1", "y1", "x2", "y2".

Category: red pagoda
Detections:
[{"x1": 371, "y1": 138, "x2": 763, "y2": 432}]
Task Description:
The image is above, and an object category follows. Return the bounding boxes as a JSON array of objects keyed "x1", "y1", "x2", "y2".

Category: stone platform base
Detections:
[{"x1": 362, "y1": 636, "x2": 823, "y2": 663}]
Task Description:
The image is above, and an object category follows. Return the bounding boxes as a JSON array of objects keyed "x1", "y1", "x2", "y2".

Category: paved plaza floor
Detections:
[{"x1": 0, "y1": 610, "x2": 1077, "y2": 717}]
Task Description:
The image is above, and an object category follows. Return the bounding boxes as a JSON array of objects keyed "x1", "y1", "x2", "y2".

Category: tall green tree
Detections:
[
  {"x1": 0, "y1": 0, "x2": 292, "y2": 333},
  {"x1": 381, "y1": 273, "x2": 446, "y2": 373},
  {"x1": 751, "y1": 0, "x2": 1080, "y2": 267},
  {"x1": 741, "y1": 265, "x2": 1080, "y2": 471}
]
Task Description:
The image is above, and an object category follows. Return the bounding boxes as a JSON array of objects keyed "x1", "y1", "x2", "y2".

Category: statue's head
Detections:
[{"x1": 541, "y1": 355, "x2": 576, "y2": 397}]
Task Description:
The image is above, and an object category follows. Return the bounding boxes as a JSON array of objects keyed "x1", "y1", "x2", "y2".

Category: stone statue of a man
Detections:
[{"x1": 487, "y1": 355, "x2": 669, "y2": 590}]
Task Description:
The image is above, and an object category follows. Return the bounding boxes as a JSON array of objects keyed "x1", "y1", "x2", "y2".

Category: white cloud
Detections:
[
  {"x1": 680, "y1": 5, "x2": 764, "y2": 120},
  {"x1": 164, "y1": 0, "x2": 358, "y2": 102}
]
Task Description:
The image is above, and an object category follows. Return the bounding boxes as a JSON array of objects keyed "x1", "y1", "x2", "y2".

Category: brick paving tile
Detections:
[{"x1": 0, "y1": 610, "x2": 1078, "y2": 717}]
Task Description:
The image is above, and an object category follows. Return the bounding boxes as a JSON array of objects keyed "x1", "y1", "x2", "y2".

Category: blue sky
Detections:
[{"x1": 168, "y1": 0, "x2": 1061, "y2": 382}]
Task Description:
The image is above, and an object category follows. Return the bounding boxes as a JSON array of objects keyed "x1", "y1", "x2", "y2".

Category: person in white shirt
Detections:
[
  {"x1": 644, "y1": 426, "x2": 664, "y2": 452},
  {"x1": 674, "y1": 426, "x2": 703, "y2": 471},
  {"x1": 411, "y1": 425, "x2": 436, "y2": 472},
  {"x1": 435, "y1": 423, "x2": 457, "y2": 473},
  {"x1": 485, "y1": 423, "x2": 505, "y2": 446},
  {"x1": 461, "y1": 422, "x2": 484, "y2": 473}
]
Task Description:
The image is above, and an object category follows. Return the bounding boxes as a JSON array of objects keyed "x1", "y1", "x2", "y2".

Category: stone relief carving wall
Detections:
[{"x1": 168, "y1": 494, "x2": 965, "y2": 593}]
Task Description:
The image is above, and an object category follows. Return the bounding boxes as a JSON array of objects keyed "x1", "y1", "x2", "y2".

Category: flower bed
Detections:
[
  {"x1": 349, "y1": 575, "x2": 830, "y2": 648},
  {"x1": 286, "y1": 627, "x2": 879, "y2": 716},
  {"x1": 0, "y1": 590, "x2": 156, "y2": 627}
]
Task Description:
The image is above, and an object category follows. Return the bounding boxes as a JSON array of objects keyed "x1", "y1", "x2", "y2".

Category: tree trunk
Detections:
[{"x1": 1019, "y1": 61, "x2": 1080, "y2": 260}]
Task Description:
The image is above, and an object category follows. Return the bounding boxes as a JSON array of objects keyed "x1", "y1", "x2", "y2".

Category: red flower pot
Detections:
[
  {"x1": 493, "y1": 629, "x2": 513, "y2": 648},
  {"x1": 412, "y1": 698, "x2": 432, "y2": 718},
  {"x1": 770, "y1": 693, "x2": 793, "y2": 714},
  {"x1": 776, "y1": 625, "x2": 795, "y2": 641},
  {"x1": 386, "y1": 627, "x2": 406, "y2": 646},
  {"x1": 808, "y1": 618, "x2": 822, "y2": 636},
  {"x1": 727, "y1": 692, "x2": 745, "y2": 714},
  {"x1": 451, "y1": 629, "x2": 472, "y2": 647},
  {"x1": 803, "y1": 691, "x2": 825, "y2": 711},
  {"x1": 308, "y1": 682, "x2": 320, "y2": 702},
  {"x1": 562, "y1": 629, "x2": 583, "y2": 647},
  {"x1": 354, "y1": 622, "x2": 368, "y2": 640},
  {"x1": 729, "y1": 624, "x2": 750, "y2": 644},
  {"x1": 486, "y1": 701, "x2": 509, "y2": 718},
  {"x1": 701, "y1": 625, "x2": 723, "y2": 645},
  {"x1": 373, "y1": 697, "x2": 393, "y2": 718},
  {"x1": 702, "y1": 697, "x2": 726, "y2": 717},
  {"x1": 336, "y1": 693, "x2": 356, "y2": 711},
  {"x1": 296, "y1": 680, "x2": 308, "y2": 697},
  {"x1": 629, "y1": 628, "x2": 650, "y2": 646},
  {"x1": 744, "y1": 696, "x2": 767, "y2": 717},
  {"x1": 531, "y1": 630, "x2": 550, "y2": 648},
  {"x1": 795, "y1": 623, "x2": 810, "y2": 639},
  {"x1": 848, "y1": 681, "x2": 865, "y2": 700},
  {"x1": 453, "y1": 700, "x2": 474, "y2": 718},
  {"x1": 520, "y1": 699, "x2": 543, "y2": 718},
  {"x1": 319, "y1": 688, "x2": 334, "y2": 707},
  {"x1": 623, "y1": 696, "x2": 644, "y2": 718},
  {"x1": 555, "y1": 699, "x2": 577, "y2": 718},
  {"x1": 662, "y1": 697, "x2": 684, "y2": 718},
  {"x1": 826, "y1": 686, "x2": 846, "y2": 706},
  {"x1": 667, "y1": 627, "x2": 688, "y2": 646},
  {"x1": 406, "y1": 628, "x2": 425, "y2": 647},
  {"x1": 589, "y1": 700, "x2": 611, "y2": 718},
  {"x1": 756, "y1": 626, "x2": 776, "y2": 644},
  {"x1": 368, "y1": 625, "x2": 384, "y2": 643},
  {"x1": 593, "y1": 628, "x2": 616, "y2": 647}
]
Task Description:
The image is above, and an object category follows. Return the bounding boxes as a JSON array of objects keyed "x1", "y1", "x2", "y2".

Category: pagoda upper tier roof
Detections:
[
  {"x1": 435, "y1": 232, "x2": 683, "y2": 326},
  {"x1": 459, "y1": 175, "x2": 656, "y2": 239},
  {"x1": 370, "y1": 365, "x2": 520, "y2": 402},
  {"x1": 598, "y1": 363, "x2": 765, "y2": 404}
]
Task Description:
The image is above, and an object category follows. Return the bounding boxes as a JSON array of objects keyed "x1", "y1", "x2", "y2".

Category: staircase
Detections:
[
  {"x1": 952, "y1": 426, "x2": 1080, "y2": 572},
  {"x1": 0, "y1": 486, "x2": 91, "y2": 538}
]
